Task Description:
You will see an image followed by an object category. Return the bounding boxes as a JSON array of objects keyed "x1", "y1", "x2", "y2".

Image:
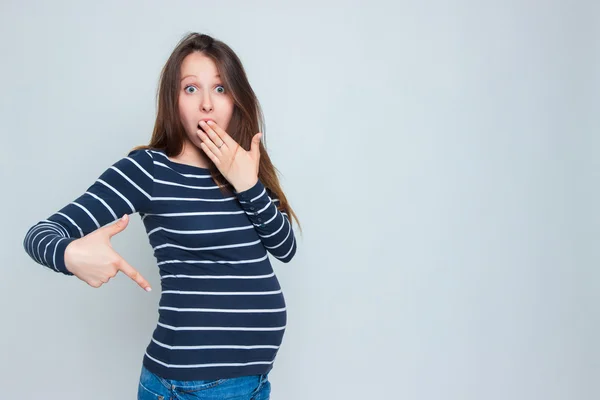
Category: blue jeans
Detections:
[{"x1": 137, "y1": 365, "x2": 271, "y2": 400}]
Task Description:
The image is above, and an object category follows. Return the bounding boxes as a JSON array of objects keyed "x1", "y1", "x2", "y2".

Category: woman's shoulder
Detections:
[
  {"x1": 126, "y1": 146, "x2": 167, "y2": 161},
  {"x1": 128, "y1": 146, "x2": 157, "y2": 156},
  {"x1": 114, "y1": 146, "x2": 162, "y2": 174}
]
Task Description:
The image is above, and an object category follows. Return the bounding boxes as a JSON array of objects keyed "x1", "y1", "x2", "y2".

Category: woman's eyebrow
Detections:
[{"x1": 180, "y1": 74, "x2": 221, "y2": 81}]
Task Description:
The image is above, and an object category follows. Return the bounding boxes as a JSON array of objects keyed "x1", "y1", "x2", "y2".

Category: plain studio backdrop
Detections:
[{"x1": 0, "y1": 1, "x2": 597, "y2": 399}]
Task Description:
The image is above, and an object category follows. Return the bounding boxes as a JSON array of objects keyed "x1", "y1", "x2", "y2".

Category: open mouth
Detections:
[{"x1": 198, "y1": 121, "x2": 214, "y2": 131}]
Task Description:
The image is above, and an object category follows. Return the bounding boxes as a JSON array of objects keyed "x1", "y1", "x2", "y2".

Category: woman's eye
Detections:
[{"x1": 184, "y1": 85, "x2": 226, "y2": 94}]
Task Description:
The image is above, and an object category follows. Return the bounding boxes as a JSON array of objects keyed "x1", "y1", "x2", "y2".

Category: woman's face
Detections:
[{"x1": 178, "y1": 52, "x2": 234, "y2": 149}]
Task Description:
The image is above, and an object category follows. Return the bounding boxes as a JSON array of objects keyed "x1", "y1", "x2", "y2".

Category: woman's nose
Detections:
[
  {"x1": 201, "y1": 100, "x2": 213, "y2": 112},
  {"x1": 200, "y1": 92, "x2": 213, "y2": 112}
]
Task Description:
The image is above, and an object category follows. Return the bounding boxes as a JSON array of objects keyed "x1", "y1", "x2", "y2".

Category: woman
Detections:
[{"x1": 22, "y1": 32, "x2": 300, "y2": 400}]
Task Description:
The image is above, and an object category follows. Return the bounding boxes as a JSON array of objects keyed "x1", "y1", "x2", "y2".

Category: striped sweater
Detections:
[{"x1": 22, "y1": 148, "x2": 297, "y2": 381}]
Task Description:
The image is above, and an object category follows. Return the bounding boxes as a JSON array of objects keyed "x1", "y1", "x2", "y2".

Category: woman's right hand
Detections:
[{"x1": 64, "y1": 214, "x2": 152, "y2": 292}]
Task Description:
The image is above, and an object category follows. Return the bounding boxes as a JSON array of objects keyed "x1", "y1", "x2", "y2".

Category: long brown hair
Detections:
[{"x1": 131, "y1": 32, "x2": 301, "y2": 233}]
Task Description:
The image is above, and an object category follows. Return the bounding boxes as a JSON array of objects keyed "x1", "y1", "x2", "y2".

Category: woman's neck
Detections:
[{"x1": 170, "y1": 140, "x2": 211, "y2": 169}]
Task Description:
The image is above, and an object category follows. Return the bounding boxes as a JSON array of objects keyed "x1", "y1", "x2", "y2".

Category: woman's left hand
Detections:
[{"x1": 197, "y1": 120, "x2": 262, "y2": 193}]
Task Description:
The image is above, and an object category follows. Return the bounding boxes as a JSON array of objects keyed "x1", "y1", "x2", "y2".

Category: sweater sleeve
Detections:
[
  {"x1": 234, "y1": 179, "x2": 297, "y2": 263},
  {"x1": 22, "y1": 149, "x2": 155, "y2": 276}
]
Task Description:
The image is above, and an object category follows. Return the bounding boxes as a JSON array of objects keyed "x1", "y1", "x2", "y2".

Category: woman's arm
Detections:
[
  {"x1": 22, "y1": 149, "x2": 155, "y2": 275},
  {"x1": 235, "y1": 180, "x2": 297, "y2": 263}
]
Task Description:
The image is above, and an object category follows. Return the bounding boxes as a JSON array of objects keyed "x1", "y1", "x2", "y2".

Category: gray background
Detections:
[{"x1": 1, "y1": 0, "x2": 598, "y2": 399}]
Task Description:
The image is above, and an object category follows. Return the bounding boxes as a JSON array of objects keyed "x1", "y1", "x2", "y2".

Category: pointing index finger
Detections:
[{"x1": 116, "y1": 257, "x2": 152, "y2": 292}]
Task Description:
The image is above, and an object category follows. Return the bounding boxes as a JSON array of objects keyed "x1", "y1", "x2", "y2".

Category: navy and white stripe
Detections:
[{"x1": 23, "y1": 148, "x2": 297, "y2": 380}]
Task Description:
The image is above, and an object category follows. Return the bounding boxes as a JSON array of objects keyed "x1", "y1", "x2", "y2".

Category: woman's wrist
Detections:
[{"x1": 233, "y1": 177, "x2": 259, "y2": 194}]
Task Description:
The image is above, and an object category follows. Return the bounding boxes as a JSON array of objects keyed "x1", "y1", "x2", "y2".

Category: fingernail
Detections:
[
  {"x1": 122, "y1": 214, "x2": 127, "y2": 221},
  {"x1": 146, "y1": 287, "x2": 152, "y2": 292}
]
